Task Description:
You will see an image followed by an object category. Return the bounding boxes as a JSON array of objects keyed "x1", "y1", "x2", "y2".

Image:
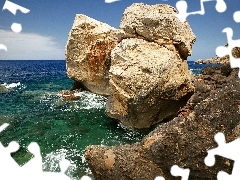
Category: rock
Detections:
[
  {"x1": 195, "y1": 56, "x2": 229, "y2": 64},
  {"x1": 106, "y1": 38, "x2": 194, "y2": 129},
  {"x1": 119, "y1": 3, "x2": 196, "y2": 59},
  {"x1": 85, "y1": 66, "x2": 240, "y2": 179},
  {"x1": 178, "y1": 64, "x2": 238, "y2": 117},
  {"x1": 70, "y1": 81, "x2": 87, "y2": 91},
  {"x1": 65, "y1": 14, "x2": 120, "y2": 96},
  {"x1": 195, "y1": 47, "x2": 240, "y2": 64},
  {"x1": 60, "y1": 90, "x2": 81, "y2": 101},
  {"x1": 0, "y1": 85, "x2": 7, "y2": 91}
]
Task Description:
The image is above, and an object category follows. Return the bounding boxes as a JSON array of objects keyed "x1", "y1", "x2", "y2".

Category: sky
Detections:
[{"x1": 0, "y1": 0, "x2": 239, "y2": 61}]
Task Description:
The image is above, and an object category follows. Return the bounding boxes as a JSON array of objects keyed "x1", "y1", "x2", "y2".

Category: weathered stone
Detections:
[
  {"x1": 119, "y1": 3, "x2": 196, "y2": 59},
  {"x1": 65, "y1": 14, "x2": 120, "y2": 96},
  {"x1": 106, "y1": 38, "x2": 194, "y2": 129},
  {"x1": 85, "y1": 66, "x2": 240, "y2": 179}
]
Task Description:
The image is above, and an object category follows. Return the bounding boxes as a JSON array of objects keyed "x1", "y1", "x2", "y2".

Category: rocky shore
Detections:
[
  {"x1": 195, "y1": 47, "x2": 240, "y2": 64},
  {"x1": 85, "y1": 64, "x2": 240, "y2": 179},
  {"x1": 65, "y1": 3, "x2": 240, "y2": 180}
]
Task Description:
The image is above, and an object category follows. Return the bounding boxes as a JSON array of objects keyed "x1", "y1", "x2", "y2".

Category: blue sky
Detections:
[{"x1": 0, "y1": 0, "x2": 239, "y2": 60}]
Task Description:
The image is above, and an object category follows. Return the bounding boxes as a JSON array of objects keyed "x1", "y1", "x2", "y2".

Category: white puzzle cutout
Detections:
[
  {"x1": 0, "y1": 1, "x2": 30, "y2": 51},
  {"x1": 0, "y1": 123, "x2": 74, "y2": 180},
  {"x1": 204, "y1": 132, "x2": 240, "y2": 179},
  {"x1": 215, "y1": 27, "x2": 240, "y2": 77},
  {"x1": 233, "y1": 11, "x2": 240, "y2": 23},
  {"x1": 175, "y1": 0, "x2": 227, "y2": 22},
  {"x1": 0, "y1": 0, "x2": 30, "y2": 51},
  {"x1": 2, "y1": 0, "x2": 30, "y2": 33},
  {"x1": 2, "y1": 0, "x2": 30, "y2": 15},
  {"x1": 171, "y1": 165, "x2": 190, "y2": 180},
  {"x1": 105, "y1": 0, "x2": 120, "y2": 3},
  {"x1": 154, "y1": 165, "x2": 190, "y2": 180},
  {"x1": 0, "y1": 44, "x2": 8, "y2": 51}
]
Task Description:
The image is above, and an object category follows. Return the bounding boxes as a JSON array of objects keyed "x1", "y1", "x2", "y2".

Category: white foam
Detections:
[
  {"x1": 46, "y1": 91, "x2": 107, "y2": 112},
  {"x1": 1, "y1": 82, "x2": 21, "y2": 89},
  {"x1": 43, "y1": 148, "x2": 90, "y2": 180}
]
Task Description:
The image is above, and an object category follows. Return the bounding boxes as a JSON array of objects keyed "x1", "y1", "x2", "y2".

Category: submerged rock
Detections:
[
  {"x1": 60, "y1": 90, "x2": 81, "y2": 101},
  {"x1": 85, "y1": 65, "x2": 240, "y2": 179},
  {"x1": 120, "y1": 3, "x2": 196, "y2": 59},
  {"x1": 65, "y1": 14, "x2": 120, "y2": 96},
  {"x1": 106, "y1": 38, "x2": 194, "y2": 129}
]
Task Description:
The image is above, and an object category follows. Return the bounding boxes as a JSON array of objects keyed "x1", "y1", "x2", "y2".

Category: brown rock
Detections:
[
  {"x1": 86, "y1": 68, "x2": 240, "y2": 179},
  {"x1": 106, "y1": 38, "x2": 194, "y2": 129},
  {"x1": 65, "y1": 14, "x2": 120, "y2": 96},
  {"x1": 119, "y1": 3, "x2": 196, "y2": 59},
  {"x1": 60, "y1": 90, "x2": 80, "y2": 101}
]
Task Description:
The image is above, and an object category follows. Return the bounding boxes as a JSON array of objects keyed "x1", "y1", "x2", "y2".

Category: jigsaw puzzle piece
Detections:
[
  {"x1": 216, "y1": 28, "x2": 240, "y2": 77},
  {"x1": 175, "y1": 0, "x2": 227, "y2": 22},
  {"x1": 2, "y1": 0, "x2": 30, "y2": 15},
  {"x1": 0, "y1": 141, "x2": 20, "y2": 174},
  {"x1": 171, "y1": 165, "x2": 190, "y2": 180},
  {"x1": 205, "y1": 132, "x2": 240, "y2": 179}
]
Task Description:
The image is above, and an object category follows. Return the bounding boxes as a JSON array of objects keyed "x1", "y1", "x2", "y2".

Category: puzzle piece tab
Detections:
[
  {"x1": 0, "y1": 123, "x2": 9, "y2": 132},
  {"x1": 2, "y1": 0, "x2": 30, "y2": 15},
  {"x1": 233, "y1": 11, "x2": 240, "y2": 23},
  {"x1": 171, "y1": 165, "x2": 190, "y2": 180},
  {"x1": 215, "y1": 28, "x2": 240, "y2": 77},
  {"x1": 204, "y1": 132, "x2": 240, "y2": 179},
  {"x1": 0, "y1": 44, "x2": 7, "y2": 51},
  {"x1": 154, "y1": 176, "x2": 165, "y2": 180},
  {"x1": 154, "y1": 165, "x2": 190, "y2": 180},
  {"x1": 175, "y1": 0, "x2": 227, "y2": 22}
]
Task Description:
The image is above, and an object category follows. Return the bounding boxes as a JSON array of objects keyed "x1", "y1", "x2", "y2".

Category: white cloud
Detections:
[{"x1": 0, "y1": 29, "x2": 64, "y2": 60}]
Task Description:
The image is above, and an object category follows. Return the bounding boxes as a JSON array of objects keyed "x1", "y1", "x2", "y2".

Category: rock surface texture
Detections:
[
  {"x1": 65, "y1": 14, "x2": 119, "y2": 96},
  {"x1": 106, "y1": 38, "x2": 194, "y2": 129},
  {"x1": 105, "y1": 3, "x2": 195, "y2": 129},
  {"x1": 85, "y1": 65, "x2": 240, "y2": 180},
  {"x1": 66, "y1": 3, "x2": 196, "y2": 129},
  {"x1": 120, "y1": 3, "x2": 196, "y2": 59}
]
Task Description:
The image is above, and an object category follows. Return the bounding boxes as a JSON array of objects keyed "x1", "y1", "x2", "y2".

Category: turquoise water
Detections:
[{"x1": 0, "y1": 60, "x2": 157, "y2": 179}]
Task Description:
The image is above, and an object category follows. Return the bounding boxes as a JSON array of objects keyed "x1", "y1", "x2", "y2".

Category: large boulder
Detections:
[
  {"x1": 119, "y1": 3, "x2": 196, "y2": 59},
  {"x1": 85, "y1": 66, "x2": 240, "y2": 180},
  {"x1": 65, "y1": 14, "x2": 120, "y2": 96},
  {"x1": 106, "y1": 38, "x2": 194, "y2": 129}
]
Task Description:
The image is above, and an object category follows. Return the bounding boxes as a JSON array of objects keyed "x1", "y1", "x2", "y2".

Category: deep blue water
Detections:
[{"x1": 0, "y1": 60, "x2": 211, "y2": 179}]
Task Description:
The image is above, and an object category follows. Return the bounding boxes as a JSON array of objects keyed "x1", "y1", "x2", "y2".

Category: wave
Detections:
[
  {"x1": 43, "y1": 148, "x2": 92, "y2": 180},
  {"x1": 0, "y1": 82, "x2": 21, "y2": 89},
  {"x1": 40, "y1": 91, "x2": 107, "y2": 112}
]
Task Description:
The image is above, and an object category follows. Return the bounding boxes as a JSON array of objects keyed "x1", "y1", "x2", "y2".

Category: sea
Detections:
[{"x1": 0, "y1": 60, "x2": 213, "y2": 179}]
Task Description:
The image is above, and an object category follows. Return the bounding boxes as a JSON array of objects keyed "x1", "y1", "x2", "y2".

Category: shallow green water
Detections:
[{"x1": 0, "y1": 60, "x2": 153, "y2": 179}]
